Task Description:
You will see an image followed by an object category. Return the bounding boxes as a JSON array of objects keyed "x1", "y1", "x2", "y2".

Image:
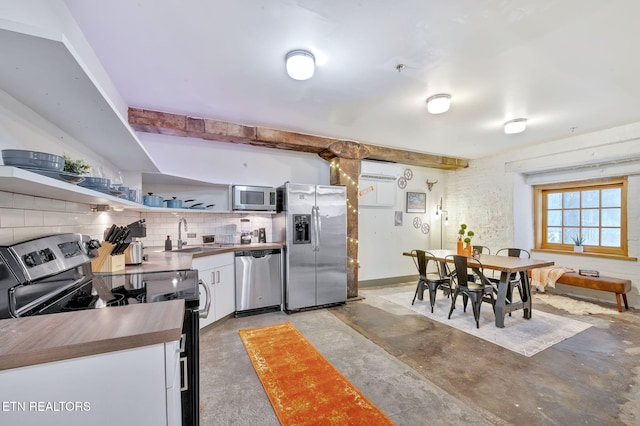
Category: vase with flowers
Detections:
[{"x1": 457, "y1": 224, "x2": 475, "y2": 256}]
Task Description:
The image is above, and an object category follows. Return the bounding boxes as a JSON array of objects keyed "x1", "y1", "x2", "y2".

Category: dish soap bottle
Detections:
[{"x1": 164, "y1": 235, "x2": 172, "y2": 251}]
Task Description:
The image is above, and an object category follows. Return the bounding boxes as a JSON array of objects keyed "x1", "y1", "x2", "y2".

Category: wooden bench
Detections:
[{"x1": 554, "y1": 272, "x2": 632, "y2": 312}]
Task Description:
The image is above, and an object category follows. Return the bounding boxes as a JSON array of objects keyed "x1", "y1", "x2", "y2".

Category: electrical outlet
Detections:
[{"x1": 187, "y1": 233, "x2": 196, "y2": 238}]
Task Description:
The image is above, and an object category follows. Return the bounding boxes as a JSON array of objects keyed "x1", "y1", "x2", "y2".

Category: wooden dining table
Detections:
[{"x1": 403, "y1": 249, "x2": 555, "y2": 328}]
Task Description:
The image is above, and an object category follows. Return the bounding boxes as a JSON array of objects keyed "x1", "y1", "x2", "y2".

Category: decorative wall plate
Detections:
[
  {"x1": 413, "y1": 216, "x2": 422, "y2": 228},
  {"x1": 397, "y1": 176, "x2": 407, "y2": 189},
  {"x1": 421, "y1": 223, "x2": 430, "y2": 234},
  {"x1": 404, "y1": 168, "x2": 413, "y2": 180}
]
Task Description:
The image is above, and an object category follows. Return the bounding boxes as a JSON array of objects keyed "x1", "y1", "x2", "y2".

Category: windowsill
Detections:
[{"x1": 532, "y1": 249, "x2": 637, "y2": 261}]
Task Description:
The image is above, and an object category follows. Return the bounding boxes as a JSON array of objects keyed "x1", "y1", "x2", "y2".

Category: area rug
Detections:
[
  {"x1": 380, "y1": 291, "x2": 592, "y2": 357},
  {"x1": 239, "y1": 322, "x2": 394, "y2": 425}
]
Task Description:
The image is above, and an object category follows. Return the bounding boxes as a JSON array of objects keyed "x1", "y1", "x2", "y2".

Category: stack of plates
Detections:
[
  {"x1": 78, "y1": 177, "x2": 112, "y2": 194},
  {"x1": 1, "y1": 149, "x2": 84, "y2": 184}
]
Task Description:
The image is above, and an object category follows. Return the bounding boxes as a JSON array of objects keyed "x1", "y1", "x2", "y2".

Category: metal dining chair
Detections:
[
  {"x1": 445, "y1": 255, "x2": 495, "y2": 328},
  {"x1": 472, "y1": 245, "x2": 491, "y2": 255},
  {"x1": 491, "y1": 248, "x2": 531, "y2": 304},
  {"x1": 411, "y1": 250, "x2": 451, "y2": 312}
]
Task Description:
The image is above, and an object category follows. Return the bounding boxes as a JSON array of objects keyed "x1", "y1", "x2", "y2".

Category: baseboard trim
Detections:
[{"x1": 359, "y1": 275, "x2": 416, "y2": 288}]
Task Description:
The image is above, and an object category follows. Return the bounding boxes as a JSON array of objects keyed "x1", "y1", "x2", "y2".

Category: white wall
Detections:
[
  {"x1": 358, "y1": 165, "x2": 450, "y2": 281},
  {"x1": 138, "y1": 132, "x2": 329, "y2": 187}
]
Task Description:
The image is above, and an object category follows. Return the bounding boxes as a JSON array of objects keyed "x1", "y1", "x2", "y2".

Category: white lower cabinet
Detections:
[
  {"x1": 0, "y1": 342, "x2": 180, "y2": 426},
  {"x1": 195, "y1": 252, "x2": 235, "y2": 328}
]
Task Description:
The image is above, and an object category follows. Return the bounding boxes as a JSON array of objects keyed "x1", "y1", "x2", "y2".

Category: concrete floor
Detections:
[{"x1": 199, "y1": 283, "x2": 640, "y2": 425}]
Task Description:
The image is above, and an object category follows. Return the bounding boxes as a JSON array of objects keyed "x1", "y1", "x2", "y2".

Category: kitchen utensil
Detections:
[
  {"x1": 165, "y1": 197, "x2": 183, "y2": 208},
  {"x1": 105, "y1": 224, "x2": 117, "y2": 242},
  {"x1": 2, "y1": 149, "x2": 64, "y2": 171},
  {"x1": 189, "y1": 202, "x2": 204, "y2": 210},
  {"x1": 143, "y1": 192, "x2": 164, "y2": 207}
]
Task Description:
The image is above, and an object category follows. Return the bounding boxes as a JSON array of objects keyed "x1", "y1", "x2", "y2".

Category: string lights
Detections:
[{"x1": 331, "y1": 161, "x2": 360, "y2": 265}]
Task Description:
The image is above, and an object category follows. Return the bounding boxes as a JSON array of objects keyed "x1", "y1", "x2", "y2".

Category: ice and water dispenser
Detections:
[{"x1": 293, "y1": 214, "x2": 311, "y2": 244}]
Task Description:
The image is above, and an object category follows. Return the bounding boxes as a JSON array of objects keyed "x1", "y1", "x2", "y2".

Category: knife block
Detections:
[{"x1": 91, "y1": 242, "x2": 125, "y2": 273}]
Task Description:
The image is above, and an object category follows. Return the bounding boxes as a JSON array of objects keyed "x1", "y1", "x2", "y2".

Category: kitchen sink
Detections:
[{"x1": 170, "y1": 247, "x2": 203, "y2": 253}]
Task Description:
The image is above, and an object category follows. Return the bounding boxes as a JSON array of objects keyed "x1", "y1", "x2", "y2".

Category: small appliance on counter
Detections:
[
  {"x1": 125, "y1": 219, "x2": 147, "y2": 265},
  {"x1": 240, "y1": 218, "x2": 252, "y2": 244}
]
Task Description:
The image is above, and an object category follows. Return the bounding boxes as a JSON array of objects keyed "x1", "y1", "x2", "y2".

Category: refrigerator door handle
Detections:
[
  {"x1": 315, "y1": 205, "x2": 322, "y2": 250},
  {"x1": 311, "y1": 206, "x2": 320, "y2": 252}
]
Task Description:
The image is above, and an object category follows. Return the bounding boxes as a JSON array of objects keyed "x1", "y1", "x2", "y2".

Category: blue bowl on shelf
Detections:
[
  {"x1": 2, "y1": 149, "x2": 64, "y2": 171},
  {"x1": 78, "y1": 177, "x2": 111, "y2": 189}
]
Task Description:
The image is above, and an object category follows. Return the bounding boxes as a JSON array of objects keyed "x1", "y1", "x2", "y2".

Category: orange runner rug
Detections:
[{"x1": 239, "y1": 322, "x2": 395, "y2": 425}]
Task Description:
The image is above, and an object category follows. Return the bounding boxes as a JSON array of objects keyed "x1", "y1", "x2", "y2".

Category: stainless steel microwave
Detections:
[{"x1": 232, "y1": 185, "x2": 277, "y2": 211}]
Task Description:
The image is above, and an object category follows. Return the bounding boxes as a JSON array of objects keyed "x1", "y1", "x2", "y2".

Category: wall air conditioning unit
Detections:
[
  {"x1": 359, "y1": 161, "x2": 401, "y2": 207},
  {"x1": 359, "y1": 161, "x2": 402, "y2": 181}
]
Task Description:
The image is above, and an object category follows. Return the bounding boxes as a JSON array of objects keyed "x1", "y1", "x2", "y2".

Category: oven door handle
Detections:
[{"x1": 198, "y1": 278, "x2": 212, "y2": 319}]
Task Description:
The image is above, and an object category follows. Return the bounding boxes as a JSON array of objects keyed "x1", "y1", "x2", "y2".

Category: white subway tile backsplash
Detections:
[
  {"x1": 0, "y1": 208, "x2": 25, "y2": 227},
  {"x1": 0, "y1": 191, "x2": 13, "y2": 208},
  {"x1": 0, "y1": 227, "x2": 14, "y2": 244},
  {"x1": 24, "y1": 210, "x2": 44, "y2": 226},
  {"x1": 13, "y1": 194, "x2": 35, "y2": 209}
]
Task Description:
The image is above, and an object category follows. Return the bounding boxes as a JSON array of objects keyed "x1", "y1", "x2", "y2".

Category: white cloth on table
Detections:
[{"x1": 531, "y1": 266, "x2": 575, "y2": 292}]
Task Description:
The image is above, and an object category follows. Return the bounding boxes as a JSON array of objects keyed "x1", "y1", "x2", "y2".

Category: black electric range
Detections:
[{"x1": 0, "y1": 233, "x2": 203, "y2": 426}]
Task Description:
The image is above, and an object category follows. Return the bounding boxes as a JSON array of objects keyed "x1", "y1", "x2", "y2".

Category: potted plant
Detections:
[
  {"x1": 573, "y1": 235, "x2": 584, "y2": 252},
  {"x1": 63, "y1": 153, "x2": 91, "y2": 175},
  {"x1": 457, "y1": 224, "x2": 475, "y2": 255}
]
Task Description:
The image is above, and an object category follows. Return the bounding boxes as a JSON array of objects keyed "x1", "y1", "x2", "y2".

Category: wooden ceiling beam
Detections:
[{"x1": 128, "y1": 108, "x2": 468, "y2": 170}]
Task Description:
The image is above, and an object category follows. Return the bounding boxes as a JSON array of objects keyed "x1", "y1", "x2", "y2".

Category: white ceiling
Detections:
[{"x1": 63, "y1": 0, "x2": 640, "y2": 160}]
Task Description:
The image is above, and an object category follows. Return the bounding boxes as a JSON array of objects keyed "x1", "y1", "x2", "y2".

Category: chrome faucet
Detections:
[{"x1": 178, "y1": 217, "x2": 188, "y2": 250}]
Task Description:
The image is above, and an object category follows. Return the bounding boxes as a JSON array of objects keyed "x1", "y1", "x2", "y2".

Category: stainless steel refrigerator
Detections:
[{"x1": 274, "y1": 183, "x2": 347, "y2": 311}]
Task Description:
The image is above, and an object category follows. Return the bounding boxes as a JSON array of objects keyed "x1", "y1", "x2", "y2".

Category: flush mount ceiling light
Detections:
[
  {"x1": 504, "y1": 118, "x2": 528, "y2": 134},
  {"x1": 426, "y1": 94, "x2": 451, "y2": 114},
  {"x1": 285, "y1": 50, "x2": 315, "y2": 80}
]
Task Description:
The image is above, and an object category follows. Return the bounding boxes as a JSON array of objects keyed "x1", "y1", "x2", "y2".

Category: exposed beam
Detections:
[{"x1": 129, "y1": 108, "x2": 468, "y2": 170}]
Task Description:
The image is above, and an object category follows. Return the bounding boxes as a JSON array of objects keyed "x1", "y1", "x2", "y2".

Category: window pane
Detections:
[
  {"x1": 582, "y1": 209, "x2": 599, "y2": 226},
  {"x1": 583, "y1": 228, "x2": 599, "y2": 245},
  {"x1": 547, "y1": 227, "x2": 562, "y2": 243},
  {"x1": 582, "y1": 190, "x2": 599, "y2": 208},
  {"x1": 601, "y1": 228, "x2": 620, "y2": 247},
  {"x1": 547, "y1": 210, "x2": 562, "y2": 226},
  {"x1": 563, "y1": 228, "x2": 580, "y2": 244},
  {"x1": 547, "y1": 193, "x2": 562, "y2": 209},
  {"x1": 563, "y1": 210, "x2": 580, "y2": 226},
  {"x1": 602, "y1": 208, "x2": 621, "y2": 226},
  {"x1": 563, "y1": 192, "x2": 580, "y2": 208},
  {"x1": 602, "y1": 188, "x2": 621, "y2": 207}
]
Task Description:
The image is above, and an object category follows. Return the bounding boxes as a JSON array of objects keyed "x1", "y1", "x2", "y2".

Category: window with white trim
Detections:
[{"x1": 533, "y1": 177, "x2": 628, "y2": 256}]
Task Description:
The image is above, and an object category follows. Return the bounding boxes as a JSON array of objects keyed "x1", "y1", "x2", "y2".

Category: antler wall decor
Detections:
[{"x1": 426, "y1": 180, "x2": 438, "y2": 192}]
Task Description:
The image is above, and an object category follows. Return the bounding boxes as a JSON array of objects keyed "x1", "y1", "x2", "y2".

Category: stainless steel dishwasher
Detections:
[{"x1": 234, "y1": 248, "x2": 282, "y2": 316}]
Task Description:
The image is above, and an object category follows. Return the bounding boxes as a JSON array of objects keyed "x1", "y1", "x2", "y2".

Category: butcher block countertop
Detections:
[
  {"x1": 126, "y1": 242, "x2": 284, "y2": 273},
  {"x1": 0, "y1": 299, "x2": 184, "y2": 371}
]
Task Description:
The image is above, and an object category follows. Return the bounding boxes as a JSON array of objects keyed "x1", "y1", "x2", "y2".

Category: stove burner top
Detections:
[
  {"x1": 61, "y1": 294, "x2": 98, "y2": 311},
  {"x1": 111, "y1": 285, "x2": 147, "y2": 304}
]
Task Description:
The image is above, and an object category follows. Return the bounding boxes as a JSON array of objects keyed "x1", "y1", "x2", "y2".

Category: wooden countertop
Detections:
[
  {"x1": 0, "y1": 299, "x2": 184, "y2": 371},
  {"x1": 126, "y1": 242, "x2": 284, "y2": 273}
]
